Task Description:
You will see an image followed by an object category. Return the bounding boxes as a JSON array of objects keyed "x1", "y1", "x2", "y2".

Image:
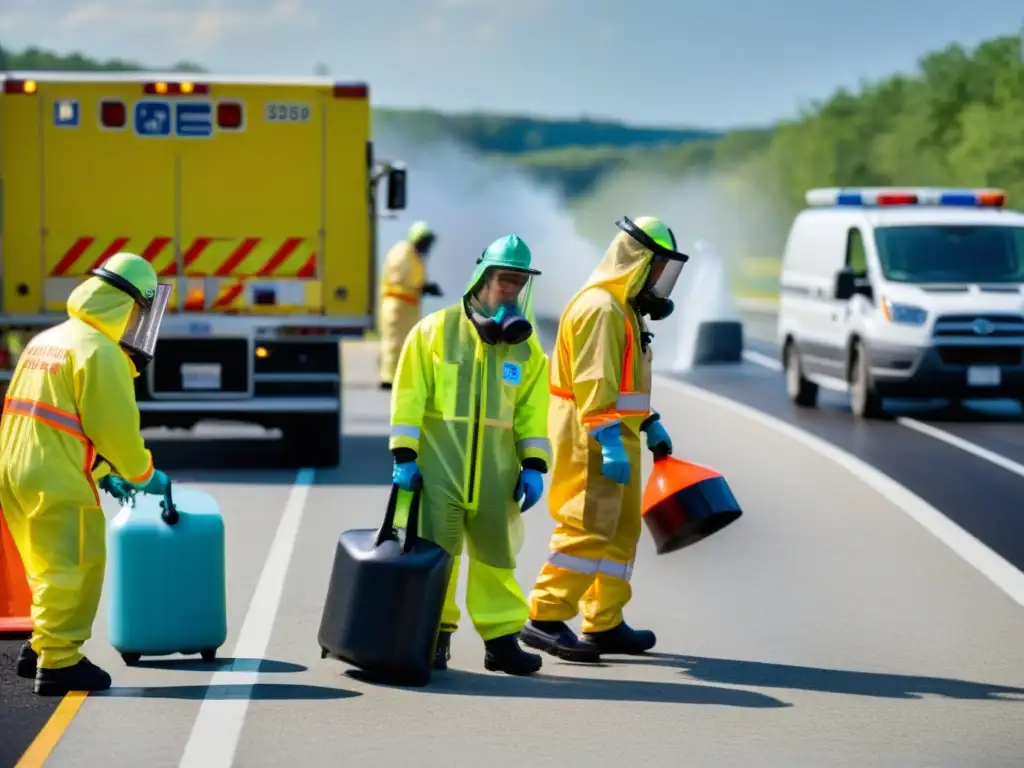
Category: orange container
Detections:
[
  {"x1": 641, "y1": 455, "x2": 743, "y2": 555},
  {"x1": 0, "y1": 510, "x2": 33, "y2": 636}
]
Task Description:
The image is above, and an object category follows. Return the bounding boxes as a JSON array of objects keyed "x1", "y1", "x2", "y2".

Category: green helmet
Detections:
[
  {"x1": 407, "y1": 220, "x2": 434, "y2": 246},
  {"x1": 633, "y1": 215, "x2": 677, "y2": 252},
  {"x1": 91, "y1": 252, "x2": 159, "y2": 305},
  {"x1": 464, "y1": 234, "x2": 540, "y2": 295}
]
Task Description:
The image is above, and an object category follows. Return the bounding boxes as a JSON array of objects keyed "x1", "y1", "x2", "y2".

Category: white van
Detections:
[{"x1": 777, "y1": 187, "x2": 1024, "y2": 418}]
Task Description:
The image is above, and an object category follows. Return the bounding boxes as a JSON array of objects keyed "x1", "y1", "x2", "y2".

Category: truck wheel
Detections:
[
  {"x1": 784, "y1": 341, "x2": 818, "y2": 408},
  {"x1": 850, "y1": 342, "x2": 884, "y2": 419}
]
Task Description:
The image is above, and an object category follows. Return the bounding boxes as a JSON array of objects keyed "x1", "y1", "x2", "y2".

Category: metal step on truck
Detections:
[{"x1": 0, "y1": 71, "x2": 408, "y2": 468}]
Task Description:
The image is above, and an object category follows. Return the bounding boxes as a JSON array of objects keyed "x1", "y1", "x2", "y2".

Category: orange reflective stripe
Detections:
[
  {"x1": 3, "y1": 397, "x2": 85, "y2": 441},
  {"x1": 383, "y1": 287, "x2": 419, "y2": 304},
  {"x1": 550, "y1": 301, "x2": 643, "y2": 409},
  {"x1": 125, "y1": 456, "x2": 155, "y2": 485}
]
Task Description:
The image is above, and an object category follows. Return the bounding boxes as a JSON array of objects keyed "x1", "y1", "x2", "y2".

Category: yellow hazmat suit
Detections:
[
  {"x1": 389, "y1": 235, "x2": 551, "y2": 675},
  {"x1": 0, "y1": 278, "x2": 156, "y2": 671},
  {"x1": 527, "y1": 222, "x2": 673, "y2": 643},
  {"x1": 378, "y1": 222, "x2": 435, "y2": 387}
]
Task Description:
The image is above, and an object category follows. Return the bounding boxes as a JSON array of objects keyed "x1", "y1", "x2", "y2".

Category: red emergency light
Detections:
[
  {"x1": 100, "y1": 100, "x2": 127, "y2": 128},
  {"x1": 143, "y1": 81, "x2": 210, "y2": 96},
  {"x1": 875, "y1": 193, "x2": 918, "y2": 205},
  {"x1": 333, "y1": 82, "x2": 368, "y2": 99},
  {"x1": 3, "y1": 79, "x2": 38, "y2": 95},
  {"x1": 216, "y1": 101, "x2": 244, "y2": 130}
]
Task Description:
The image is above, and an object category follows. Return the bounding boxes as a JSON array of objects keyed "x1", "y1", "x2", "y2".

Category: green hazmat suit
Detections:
[{"x1": 389, "y1": 234, "x2": 551, "y2": 642}]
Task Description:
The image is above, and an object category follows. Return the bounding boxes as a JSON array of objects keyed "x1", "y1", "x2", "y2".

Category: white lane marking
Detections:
[
  {"x1": 743, "y1": 347, "x2": 1024, "y2": 482},
  {"x1": 897, "y1": 418, "x2": 1024, "y2": 481},
  {"x1": 179, "y1": 468, "x2": 316, "y2": 768},
  {"x1": 742, "y1": 349, "x2": 782, "y2": 371},
  {"x1": 655, "y1": 374, "x2": 1024, "y2": 609}
]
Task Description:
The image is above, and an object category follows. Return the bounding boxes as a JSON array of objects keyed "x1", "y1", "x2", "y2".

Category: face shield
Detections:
[
  {"x1": 90, "y1": 267, "x2": 172, "y2": 364},
  {"x1": 615, "y1": 216, "x2": 690, "y2": 322}
]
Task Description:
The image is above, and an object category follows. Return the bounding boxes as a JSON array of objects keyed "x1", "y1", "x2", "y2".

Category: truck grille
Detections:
[
  {"x1": 150, "y1": 338, "x2": 250, "y2": 395},
  {"x1": 932, "y1": 313, "x2": 1024, "y2": 339}
]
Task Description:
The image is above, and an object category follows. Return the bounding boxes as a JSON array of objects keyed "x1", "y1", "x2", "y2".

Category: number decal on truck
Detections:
[{"x1": 265, "y1": 103, "x2": 311, "y2": 123}]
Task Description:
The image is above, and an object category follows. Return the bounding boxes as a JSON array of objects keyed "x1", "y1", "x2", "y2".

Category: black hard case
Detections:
[{"x1": 317, "y1": 484, "x2": 453, "y2": 686}]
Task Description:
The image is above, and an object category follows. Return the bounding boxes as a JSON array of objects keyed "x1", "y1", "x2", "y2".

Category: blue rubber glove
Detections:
[
  {"x1": 643, "y1": 415, "x2": 673, "y2": 456},
  {"x1": 99, "y1": 474, "x2": 135, "y2": 505},
  {"x1": 392, "y1": 461, "x2": 423, "y2": 491},
  {"x1": 593, "y1": 422, "x2": 630, "y2": 485},
  {"x1": 132, "y1": 469, "x2": 170, "y2": 496},
  {"x1": 514, "y1": 468, "x2": 544, "y2": 512}
]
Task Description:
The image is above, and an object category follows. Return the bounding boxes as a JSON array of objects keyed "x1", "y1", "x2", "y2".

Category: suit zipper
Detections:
[{"x1": 466, "y1": 351, "x2": 484, "y2": 505}]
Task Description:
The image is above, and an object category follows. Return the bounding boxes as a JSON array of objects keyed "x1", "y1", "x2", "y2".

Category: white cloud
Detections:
[{"x1": 53, "y1": 0, "x2": 317, "y2": 57}]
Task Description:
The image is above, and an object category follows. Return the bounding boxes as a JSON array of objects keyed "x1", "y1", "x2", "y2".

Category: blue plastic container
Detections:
[{"x1": 107, "y1": 482, "x2": 227, "y2": 666}]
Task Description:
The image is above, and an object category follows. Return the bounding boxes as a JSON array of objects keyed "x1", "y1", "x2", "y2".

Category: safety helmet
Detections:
[
  {"x1": 89, "y1": 252, "x2": 171, "y2": 365},
  {"x1": 616, "y1": 215, "x2": 690, "y2": 300},
  {"x1": 407, "y1": 220, "x2": 435, "y2": 248}
]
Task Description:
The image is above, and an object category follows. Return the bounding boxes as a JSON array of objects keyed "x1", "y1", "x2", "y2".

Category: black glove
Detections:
[{"x1": 421, "y1": 282, "x2": 443, "y2": 297}]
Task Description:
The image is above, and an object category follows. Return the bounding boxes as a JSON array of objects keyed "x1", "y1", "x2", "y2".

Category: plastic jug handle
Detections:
[
  {"x1": 160, "y1": 479, "x2": 180, "y2": 526},
  {"x1": 651, "y1": 444, "x2": 671, "y2": 461},
  {"x1": 374, "y1": 483, "x2": 423, "y2": 553}
]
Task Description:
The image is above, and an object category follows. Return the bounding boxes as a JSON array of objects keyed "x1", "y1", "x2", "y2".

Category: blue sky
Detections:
[{"x1": 3, "y1": 0, "x2": 1022, "y2": 129}]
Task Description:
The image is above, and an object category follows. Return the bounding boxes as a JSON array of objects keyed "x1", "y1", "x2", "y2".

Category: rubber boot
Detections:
[
  {"x1": 483, "y1": 633, "x2": 542, "y2": 676},
  {"x1": 35, "y1": 657, "x2": 112, "y2": 697},
  {"x1": 434, "y1": 630, "x2": 452, "y2": 671},
  {"x1": 579, "y1": 621, "x2": 656, "y2": 656},
  {"x1": 16, "y1": 641, "x2": 38, "y2": 679},
  {"x1": 519, "y1": 620, "x2": 601, "y2": 663}
]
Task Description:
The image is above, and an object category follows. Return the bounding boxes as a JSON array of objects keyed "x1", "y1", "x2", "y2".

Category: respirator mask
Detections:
[{"x1": 465, "y1": 266, "x2": 536, "y2": 346}]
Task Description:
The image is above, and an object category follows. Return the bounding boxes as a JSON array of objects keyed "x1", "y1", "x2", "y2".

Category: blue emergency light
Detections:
[{"x1": 805, "y1": 187, "x2": 1007, "y2": 209}]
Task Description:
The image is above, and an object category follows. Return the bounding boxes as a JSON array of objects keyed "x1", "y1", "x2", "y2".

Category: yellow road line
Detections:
[{"x1": 15, "y1": 691, "x2": 89, "y2": 768}]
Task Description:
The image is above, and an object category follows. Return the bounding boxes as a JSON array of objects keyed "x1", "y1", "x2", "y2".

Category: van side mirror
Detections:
[
  {"x1": 386, "y1": 166, "x2": 406, "y2": 211},
  {"x1": 834, "y1": 267, "x2": 856, "y2": 300}
]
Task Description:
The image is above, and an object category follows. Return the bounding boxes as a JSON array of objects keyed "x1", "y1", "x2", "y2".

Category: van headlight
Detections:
[{"x1": 882, "y1": 297, "x2": 928, "y2": 326}]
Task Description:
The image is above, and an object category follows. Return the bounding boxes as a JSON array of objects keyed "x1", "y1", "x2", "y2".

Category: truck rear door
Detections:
[{"x1": 14, "y1": 74, "x2": 371, "y2": 326}]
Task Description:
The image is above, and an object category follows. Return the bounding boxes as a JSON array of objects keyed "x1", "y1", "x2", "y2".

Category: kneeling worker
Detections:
[
  {"x1": 1, "y1": 252, "x2": 173, "y2": 695},
  {"x1": 521, "y1": 216, "x2": 687, "y2": 663},
  {"x1": 388, "y1": 234, "x2": 550, "y2": 676}
]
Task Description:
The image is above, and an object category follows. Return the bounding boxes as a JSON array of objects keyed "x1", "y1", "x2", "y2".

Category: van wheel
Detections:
[
  {"x1": 784, "y1": 342, "x2": 818, "y2": 407},
  {"x1": 850, "y1": 342, "x2": 884, "y2": 419}
]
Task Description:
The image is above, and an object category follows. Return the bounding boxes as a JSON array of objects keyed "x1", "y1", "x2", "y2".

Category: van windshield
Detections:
[{"x1": 874, "y1": 224, "x2": 1024, "y2": 284}]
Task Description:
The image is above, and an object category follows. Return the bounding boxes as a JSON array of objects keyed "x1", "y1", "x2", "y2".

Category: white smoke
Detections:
[
  {"x1": 372, "y1": 122, "x2": 759, "y2": 370},
  {"x1": 372, "y1": 121, "x2": 597, "y2": 321}
]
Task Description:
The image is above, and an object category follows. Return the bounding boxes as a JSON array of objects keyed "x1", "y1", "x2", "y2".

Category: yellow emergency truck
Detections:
[{"x1": 0, "y1": 71, "x2": 408, "y2": 467}]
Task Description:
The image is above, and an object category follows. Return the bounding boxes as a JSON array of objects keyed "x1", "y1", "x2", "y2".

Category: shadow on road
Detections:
[
  {"x1": 345, "y1": 668, "x2": 789, "y2": 708},
  {"x1": 129, "y1": 657, "x2": 307, "y2": 673},
  {"x1": 96, "y1": 683, "x2": 361, "y2": 700},
  {"x1": 156, "y1": 434, "x2": 393, "y2": 486},
  {"x1": 615, "y1": 653, "x2": 1024, "y2": 701}
]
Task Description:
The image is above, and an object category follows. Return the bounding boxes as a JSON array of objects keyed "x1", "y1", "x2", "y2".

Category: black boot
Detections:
[
  {"x1": 434, "y1": 630, "x2": 452, "y2": 671},
  {"x1": 520, "y1": 620, "x2": 601, "y2": 663},
  {"x1": 35, "y1": 657, "x2": 112, "y2": 696},
  {"x1": 16, "y1": 641, "x2": 38, "y2": 679},
  {"x1": 483, "y1": 633, "x2": 542, "y2": 676},
  {"x1": 379, "y1": 382, "x2": 393, "y2": 391},
  {"x1": 579, "y1": 621, "x2": 656, "y2": 656}
]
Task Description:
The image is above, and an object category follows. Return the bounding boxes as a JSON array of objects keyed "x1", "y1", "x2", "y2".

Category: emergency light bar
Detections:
[
  {"x1": 143, "y1": 81, "x2": 209, "y2": 95},
  {"x1": 806, "y1": 187, "x2": 1007, "y2": 208}
]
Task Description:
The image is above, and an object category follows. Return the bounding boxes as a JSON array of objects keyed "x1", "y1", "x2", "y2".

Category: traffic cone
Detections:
[
  {"x1": 642, "y1": 455, "x2": 743, "y2": 555},
  {"x1": 0, "y1": 511, "x2": 33, "y2": 636}
]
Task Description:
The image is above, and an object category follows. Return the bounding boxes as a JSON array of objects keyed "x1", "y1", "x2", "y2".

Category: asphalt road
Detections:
[{"x1": 3, "y1": 334, "x2": 1023, "y2": 767}]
